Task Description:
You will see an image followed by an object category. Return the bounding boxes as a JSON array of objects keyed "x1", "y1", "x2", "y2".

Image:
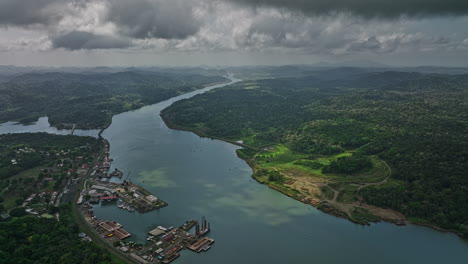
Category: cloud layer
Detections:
[
  {"x1": 0, "y1": 0, "x2": 64, "y2": 26},
  {"x1": 227, "y1": 0, "x2": 468, "y2": 18},
  {"x1": 0, "y1": 0, "x2": 467, "y2": 65},
  {"x1": 107, "y1": 0, "x2": 201, "y2": 39},
  {"x1": 52, "y1": 31, "x2": 132, "y2": 50}
]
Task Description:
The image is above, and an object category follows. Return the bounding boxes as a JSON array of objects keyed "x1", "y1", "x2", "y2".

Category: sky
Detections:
[{"x1": 0, "y1": 0, "x2": 468, "y2": 67}]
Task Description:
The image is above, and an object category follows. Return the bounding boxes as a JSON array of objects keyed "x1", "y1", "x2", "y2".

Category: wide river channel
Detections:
[{"x1": 2, "y1": 77, "x2": 468, "y2": 263}]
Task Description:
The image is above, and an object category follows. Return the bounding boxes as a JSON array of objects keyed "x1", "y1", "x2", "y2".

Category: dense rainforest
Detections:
[
  {"x1": 0, "y1": 205, "x2": 118, "y2": 264},
  {"x1": 162, "y1": 70, "x2": 468, "y2": 235},
  {"x1": 0, "y1": 71, "x2": 226, "y2": 129}
]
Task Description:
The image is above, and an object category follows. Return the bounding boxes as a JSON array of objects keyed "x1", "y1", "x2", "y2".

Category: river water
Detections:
[
  {"x1": 2, "y1": 78, "x2": 468, "y2": 263},
  {"x1": 0, "y1": 116, "x2": 100, "y2": 137}
]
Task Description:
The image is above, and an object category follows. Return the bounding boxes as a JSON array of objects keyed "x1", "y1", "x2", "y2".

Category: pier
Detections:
[
  {"x1": 96, "y1": 221, "x2": 131, "y2": 240},
  {"x1": 148, "y1": 226, "x2": 167, "y2": 237},
  {"x1": 188, "y1": 237, "x2": 215, "y2": 253}
]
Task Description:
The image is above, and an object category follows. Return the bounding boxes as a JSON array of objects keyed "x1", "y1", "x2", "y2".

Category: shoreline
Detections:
[
  {"x1": 0, "y1": 78, "x2": 233, "y2": 132},
  {"x1": 93, "y1": 78, "x2": 233, "y2": 135},
  {"x1": 160, "y1": 116, "x2": 466, "y2": 239}
]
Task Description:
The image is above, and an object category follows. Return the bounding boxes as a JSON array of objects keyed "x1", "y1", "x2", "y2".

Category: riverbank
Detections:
[
  {"x1": 95, "y1": 78, "x2": 234, "y2": 134},
  {"x1": 160, "y1": 118, "x2": 466, "y2": 238},
  {"x1": 160, "y1": 117, "x2": 258, "y2": 150}
]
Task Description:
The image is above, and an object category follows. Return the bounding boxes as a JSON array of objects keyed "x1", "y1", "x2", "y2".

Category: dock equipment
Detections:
[
  {"x1": 99, "y1": 221, "x2": 131, "y2": 240},
  {"x1": 99, "y1": 195, "x2": 118, "y2": 201},
  {"x1": 148, "y1": 227, "x2": 166, "y2": 237},
  {"x1": 196, "y1": 216, "x2": 210, "y2": 236},
  {"x1": 113, "y1": 228, "x2": 131, "y2": 240},
  {"x1": 99, "y1": 221, "x2": 122, "y2": 232},
  {"x1": 188, "y1": 237, "x2": 215, "y2": 253},
  {"x1": 130, "y1": 253, "x2": 149, "y2": 264}
]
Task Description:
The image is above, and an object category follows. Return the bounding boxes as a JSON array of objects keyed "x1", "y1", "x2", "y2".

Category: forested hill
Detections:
[
  {"x1": 161, "y1": 70, "x2": 468, "y2": 235},
  {"x1": 0, "y1": 205, "x2": 119, "y2": 264},
  {"x1": 0, "y1": 71, "x2": 226, "y2": 129}
]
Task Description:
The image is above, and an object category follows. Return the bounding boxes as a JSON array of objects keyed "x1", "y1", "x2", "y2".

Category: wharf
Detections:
[
  {"x1": 181, "y1": 220, "x2": 197, "y2": 231},
  {"x1": 162, "y1": 253, "x2": 180, "y2": 264},
  {"x1": 188, "y1": 237, "x2": 215, "y2": 253},
  {"x1": 148, "y1": 227, "x2": 167, "y2": 237},
  {"x1": 86, "y1": 181, "x2": 168, "y2": 213},
  {"x1": 97, "y1": 220, "x2": 131, "y2": 240}
]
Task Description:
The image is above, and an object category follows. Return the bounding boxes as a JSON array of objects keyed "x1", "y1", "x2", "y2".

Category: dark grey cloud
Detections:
[
  {"x1": 106, "y1": 0, "x2": 201, "y2": 39},
  {"x1": 0, "y1": 0, "x2": 201, "y2": 40},
  {"x1": 0, "y1": 0, "x2": 63, "y2": 26},
  {"x1": 52, "y1": 31, "x2": 133, "y2": 50},
  {"x1": 227, "y1": 0, "x2": 468, "y2": 18},
  {"x1": 348, "y1": 36, "x2": 382, "y2": 52}
]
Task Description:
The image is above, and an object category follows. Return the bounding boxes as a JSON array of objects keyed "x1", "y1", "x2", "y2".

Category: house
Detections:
[{"x1": 0, "y1": 213, "x2": 11, "y2": 221}]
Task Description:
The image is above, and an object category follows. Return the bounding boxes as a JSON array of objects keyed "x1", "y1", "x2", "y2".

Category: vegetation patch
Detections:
[
  {"x1": 322, "y1": 153, "x2": 372, "y2": 174},
  {"x1": 319, "y1": 186, "x2": 335, "y2": 200},
  {"x1": 350, "y1": 207, "x2": 381, "y2": 225},
  {"x1": 0, "y1": 205, "x2": 121, "y2": 264},
  {"x1": 236, "y1": 148, "x2": 257, "y2": 159}
]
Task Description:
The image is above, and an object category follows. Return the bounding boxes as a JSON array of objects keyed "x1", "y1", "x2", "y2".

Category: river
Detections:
[
  {"x1": 0, "y1": 116, "x2": 100, "y2": 137},
  {"x1": 2, "y1": 77, "x2": 468, "y2": 263}
]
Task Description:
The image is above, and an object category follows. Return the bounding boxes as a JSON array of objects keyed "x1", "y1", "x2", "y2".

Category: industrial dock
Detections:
[
  {"x1": 77, "y1": 141, "x2": 215, "y2": 263},
  {"x1": 131, "y1": 217, "x2": 215, "y2": 263},
  {"x1": 79, "y1": 180, "x2": 168, "y2": 213}
]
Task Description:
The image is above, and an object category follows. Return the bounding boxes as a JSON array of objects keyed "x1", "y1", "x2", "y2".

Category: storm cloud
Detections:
[
  {"x1": 0, "y1": 0, "x2": 467, "y2": 66},
  {"x1": 0, "y1": 0, "x2": 64, "y2": 26},
  {"x1": 52, "y1": 31, "x2": 132, "y2": 50},
  {"x1": 106, "y1": 0, "x2": 201, "y2": 39},
  {"x1": 227, "y1": 0, "x2": 468, "y2": 18}
]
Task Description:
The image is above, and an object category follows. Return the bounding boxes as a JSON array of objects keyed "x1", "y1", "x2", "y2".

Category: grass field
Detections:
[
  {"x1": 254, "y1": 144, "x2": 387, "y2": 183},
  {"x1": 1, "y1": 166, "x2": 60, "y2": 210},
  {"x1": 9, "y1": 166, "x2": 43, "y2": 180},
  {"x1": 244, "y1": 143, "x2": 396, "y2": 224}
]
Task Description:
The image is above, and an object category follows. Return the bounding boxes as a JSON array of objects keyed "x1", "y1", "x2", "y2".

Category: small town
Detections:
[{"x1": 0, "y1": 133, "x2": 215, "y2": 264}]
